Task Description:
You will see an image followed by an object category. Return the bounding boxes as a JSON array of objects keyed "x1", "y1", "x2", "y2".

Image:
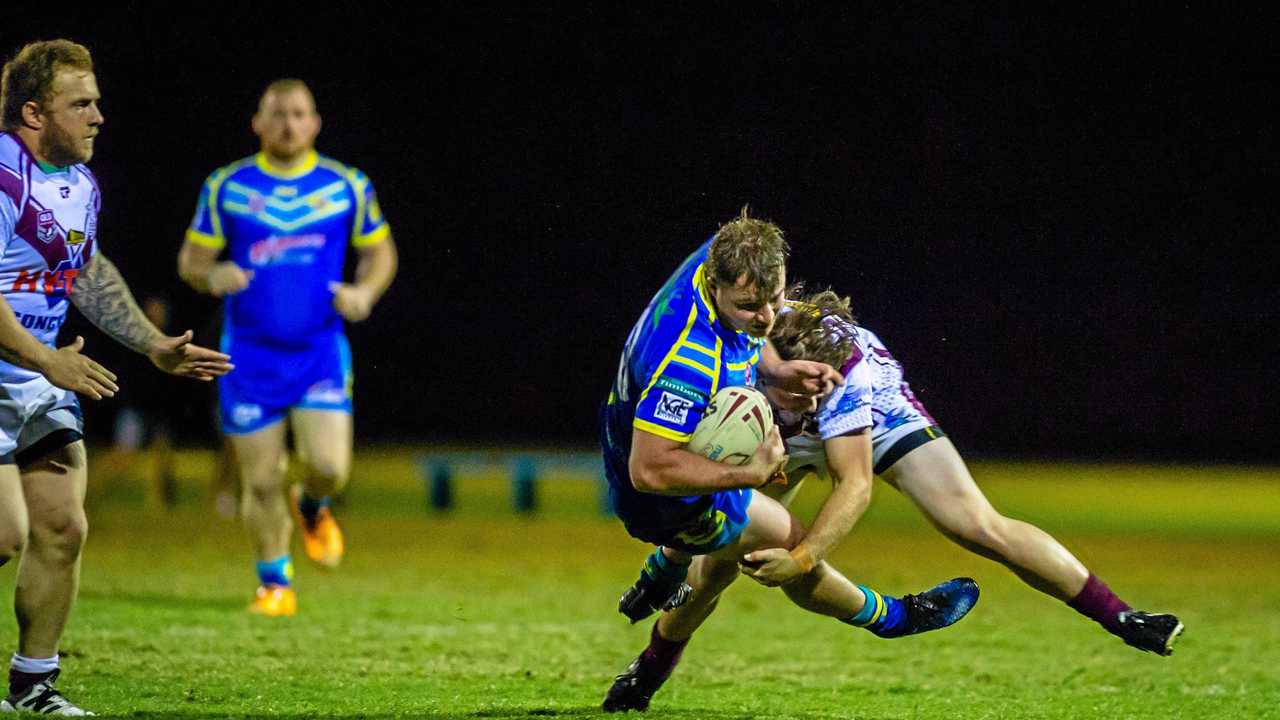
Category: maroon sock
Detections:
[
  {"x1": 1067, "y1": 574, "x2": 1131, "y2": 635},
  {"x1": 640, "y1": 622, "x2": 689, "y2": 678}
]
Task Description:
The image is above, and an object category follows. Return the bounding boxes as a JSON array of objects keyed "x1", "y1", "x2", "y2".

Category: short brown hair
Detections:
[
  {"x1": 769, "y1": 287, "x2": 857, "y2": 370},
  {"x1": 1, "y1": 39, "x2": 93, "y2": 130},
  {"x1": 258, "y1": 78, "x2": 315, "y2": 112},
  {"x1": 706, "y1": 206, "x2": 788, "y2": 294}
]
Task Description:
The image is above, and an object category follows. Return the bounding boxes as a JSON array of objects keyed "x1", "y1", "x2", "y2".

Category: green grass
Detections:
[{"x1": 2, "y1": 449, "x2": 1279, "y2": 719}]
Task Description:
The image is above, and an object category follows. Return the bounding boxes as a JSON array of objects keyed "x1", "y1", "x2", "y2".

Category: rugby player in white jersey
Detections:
[
  {"x1": 0, "y1": 40, "x2": 232, "y2": 715},
  {"x1": 752, "y1": 288, "x2": 1184, "y2": 655}
]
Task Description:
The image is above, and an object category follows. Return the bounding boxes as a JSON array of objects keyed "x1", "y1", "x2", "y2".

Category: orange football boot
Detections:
[
  {"x1": 291, "y1": 485, "x2": 345, "y2": 569},
  {"x1": 248, "y1": 585, "x2": 297, "y2": 616}
]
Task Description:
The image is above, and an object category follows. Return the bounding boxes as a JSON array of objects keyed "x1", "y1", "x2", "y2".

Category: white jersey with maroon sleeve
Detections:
[
  {"x1": 780, "y1": 317, "x2": 938, "y2": 479},
  {"x1": 0, "y1": 132, "x2": 99, "y2": 385},
  {"x1": 0, "y1": 132, "x2": 92, "y2": 458}
]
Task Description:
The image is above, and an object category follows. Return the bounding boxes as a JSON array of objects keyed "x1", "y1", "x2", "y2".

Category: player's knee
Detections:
[
  {"x1": 951, "y1": 508, "x2": 1009, "y2": 554},
  {"x1": 305, "y1": 456, "x2": 348, "y2": 493},
  {"x1": 31, "y1": 509, "x2": 87, "y2": 561}
]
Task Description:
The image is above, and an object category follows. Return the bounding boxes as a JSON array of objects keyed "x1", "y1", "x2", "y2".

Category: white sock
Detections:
[{"x1": 10, "y1": 653, "x2": 59, "y2": 675}]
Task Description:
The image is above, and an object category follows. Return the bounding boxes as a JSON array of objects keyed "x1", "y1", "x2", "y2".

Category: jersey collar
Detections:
[{"x1": 255, "y1": 150, "x2": 318, "y2": 179}]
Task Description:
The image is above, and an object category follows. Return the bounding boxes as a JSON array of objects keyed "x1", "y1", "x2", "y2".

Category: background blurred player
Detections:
[
  {"x1": 599, "y1": 212, "x2": 979, "y2": 712},
  {"x1": 178, "y1": 79, "x2": 397, "y2": 617},
  {"x1": 761, "y1": 287, "x2": 1184, "y2": 655},
  {"x1": 0, "y1": 39, "x2": 232, "y2": 715}
]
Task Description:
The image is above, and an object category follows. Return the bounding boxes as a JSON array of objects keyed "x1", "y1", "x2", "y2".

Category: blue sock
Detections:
[
  {"x1": 841, "y1": 584, "x2": 905, "y2": 635},
  {"x1": 642, "y1": 547, "x2": 689, "y2": 585},
  {"x1": 299, "y1": 493, "x2": 330, "y2": 526},
  {"x1": 256, "y1": 555, "x2": 293, "y2": 588}
]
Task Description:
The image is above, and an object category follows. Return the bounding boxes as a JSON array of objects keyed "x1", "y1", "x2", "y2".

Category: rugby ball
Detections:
[{"x1": 687, "y1": 386, "x2": 774, "y2": 465}]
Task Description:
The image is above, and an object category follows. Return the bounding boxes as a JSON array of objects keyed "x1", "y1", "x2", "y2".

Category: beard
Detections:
[{"x1": 40, "y1": 120, "x2": 91, "y2": 166}]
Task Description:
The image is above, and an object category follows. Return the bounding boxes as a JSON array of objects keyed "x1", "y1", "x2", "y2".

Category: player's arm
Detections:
[
  {"x1": 72, "y1": 253, "x2": 233, "y2": 380},
  {"x1": 739, "y1": 430, "x2": 873, "y2": 587},
  {"x1": 759, "y1": 341, "x2": 843, "y2": 408},
  {"x1": 330, "y1": 234, "x2": 397, "y2": 322},
  {"x1": 628, "y1": 425, "x2": 786, "y2": 496},
  {"x1": 0, "y1": 294, "x2": 118, "y2": 399},
  {"x1": 177, "y1": 240, "x2": 252, "y2": 297}
]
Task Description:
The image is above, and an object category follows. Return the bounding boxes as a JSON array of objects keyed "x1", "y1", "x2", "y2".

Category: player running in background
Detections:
[
  {"x1": 0, "y1": 39, "x2": 232, "y2": 715},
  {"x1": 178, "y1": 79, "x2": 397, "y2": 617},
  {"x1": 757, "y1": 287, "x2": 1184, "y2": 655},
  {"x1": 599, "y1": 211, "x2": 980, "y2": 712}
]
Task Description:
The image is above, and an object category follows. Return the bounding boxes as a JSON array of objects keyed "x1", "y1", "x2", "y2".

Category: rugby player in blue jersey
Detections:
[
  {"x1": 599, "y1": 211, "x2": 980, "y2": 712},
  {"x1": 178, "y1": 80, "x2": 397, "y2": 616},
  {"x1": 0, "y1": 40, "x2": 232, "y2": 715}
]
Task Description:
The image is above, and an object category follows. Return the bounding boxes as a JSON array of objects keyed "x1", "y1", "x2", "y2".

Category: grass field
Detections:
[{"x1": 1, "y1": 449, "x2": 1278, "y2": 719}]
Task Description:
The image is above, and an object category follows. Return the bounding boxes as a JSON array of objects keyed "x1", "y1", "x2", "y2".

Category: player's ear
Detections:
[{"x1": 20, "y1": 100, "x2": 44, "y2": 130}]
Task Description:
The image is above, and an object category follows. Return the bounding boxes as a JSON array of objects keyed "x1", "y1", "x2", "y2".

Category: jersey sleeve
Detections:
[
  {"x1": 349, "y1": 170, "x2": 390, "y2": 247},
  {"x1": 185, "y1": 172, "x2": 226, "y2": 250},
  {"x1": 632, "y1": 351, "x2": 715, "y2": 443},
  {"x1": 816, "y1": 359, "x2": 873, "y2": 440},
  {"x1": 0, "y1": 192, "x2": 16, "y2": 257}
]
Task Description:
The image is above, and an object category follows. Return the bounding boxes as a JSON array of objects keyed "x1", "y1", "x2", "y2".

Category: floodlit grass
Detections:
[{"x1": 1, "y1": 448, "x2": 1277, "y2": 718}]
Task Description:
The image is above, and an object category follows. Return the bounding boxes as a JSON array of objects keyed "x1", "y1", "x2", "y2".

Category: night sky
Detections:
[{"x1": 4, "y1": 5, "x2": 1275, "y2": 461}]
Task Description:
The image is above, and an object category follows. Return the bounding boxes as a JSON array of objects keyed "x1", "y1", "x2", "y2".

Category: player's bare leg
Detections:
[
  {"x1": 1, "y1": 442, "x2": 96, "y2": 715},
  {"x1": 14, "y1": 442, "x2": 88, "y2": 659},
  {"x1": 883, "y1": 437, "x2": 1182, "y2": 654},
  {"x1": 289, "y1": 409, "x2": 351, "y2": 568},
  {"x1": 229, "y1": 421, "x2": 296, "y2": 615},
  {"x1": 0, "y1": 467, "x2": 28, "y2": 569}
]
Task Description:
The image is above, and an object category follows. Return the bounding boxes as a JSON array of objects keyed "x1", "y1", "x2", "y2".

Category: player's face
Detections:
[
  {"x1": 35, "y1": 69, "x2": 103, "y2": 166},
  {"x1": 254, "y1": 88, "x2": 320, "y2": 161},
  {"x1": 711, "y1": 273, "x2": 786, "y2": 338}
]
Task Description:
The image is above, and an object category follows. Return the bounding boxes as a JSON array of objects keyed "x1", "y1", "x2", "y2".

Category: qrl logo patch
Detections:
[
  {"x1": 36, "y1": 210, "x2": 56, "y2": 243},
  {"x1": 654, "y1": 391, "x2": 694, "y2": 425}
]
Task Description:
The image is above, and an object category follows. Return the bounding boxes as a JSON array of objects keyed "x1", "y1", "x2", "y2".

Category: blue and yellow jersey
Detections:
[
  {"x1": 186, "y1": 151, "x2": 389, "y2": 345},
  {"x1": 602, "y1": 240, "x2": 764, "y2": 495}
]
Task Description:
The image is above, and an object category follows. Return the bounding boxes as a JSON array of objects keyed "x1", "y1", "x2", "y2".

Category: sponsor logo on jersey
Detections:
[
  {"x1": 654, "y1": 391, "x2": 694, "y2": 425},
  {"x1": 36, "y1": 210, "x2": 56, "y2": 243},
  {"x1": 248, "y1": 233, "x2": 326, "y2": 266},
  {"x1": 12, "y1": 311, "x2": 66, "y2": 332},
  {"x1": 59, "y1": 186, "x2": 70, "y2": 198},
  {"x1": 10, "y1": 268, "x2": 79, "y2": 296},
  {"x1": 654, "y1": 376, "x2": 707, "y2": 404}
]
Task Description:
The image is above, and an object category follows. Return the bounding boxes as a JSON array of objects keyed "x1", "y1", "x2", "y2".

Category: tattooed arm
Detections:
[
  {"x1": 70, "y1": 252, "x2": 164, "y2": 354},
  {"x1": 71, "y1": 253, "x2": 234, "y2": 380}
]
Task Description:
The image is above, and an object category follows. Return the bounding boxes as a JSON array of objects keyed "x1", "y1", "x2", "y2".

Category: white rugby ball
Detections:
[{"x1": 687, "y1": 386, "x2": 774, "y2": 465}]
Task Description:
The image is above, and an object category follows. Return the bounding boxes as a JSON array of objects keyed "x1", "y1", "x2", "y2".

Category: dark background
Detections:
[{"x1": 4, "y1": 4, "x2": 1275, "y2": 461}]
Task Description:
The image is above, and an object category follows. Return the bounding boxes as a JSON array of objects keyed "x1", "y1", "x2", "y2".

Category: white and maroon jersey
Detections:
[
  {"x1": 777, "y1": 316, "x2": 937, "y2": 474},
  {"x1": 0, "y1": 132, "x2": 99, "y2": 384}
]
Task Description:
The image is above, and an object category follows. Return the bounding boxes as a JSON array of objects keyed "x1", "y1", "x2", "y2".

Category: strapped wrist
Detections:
[{"x1": 789, "y1": 544, "x2": 817, "y2": 574}]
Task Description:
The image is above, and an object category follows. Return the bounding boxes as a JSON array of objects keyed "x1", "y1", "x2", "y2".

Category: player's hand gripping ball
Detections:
[{"x1": 687, "y1": 386, "x2": 775, "y2": 465}]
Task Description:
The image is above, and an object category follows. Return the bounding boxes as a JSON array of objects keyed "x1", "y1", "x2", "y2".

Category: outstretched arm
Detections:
[
  {"x1": 0, "y1": 294, "x2": 118, "y2": 399},
  {"x1": 72, "y1": 253, "x2": 233, "y2": 380},
  {"x1": 70, "y1": 253, "x2": 164, "y2": 354},
  {"x1": 739, "y1": 430, "x2": 874, "y2": 586}
]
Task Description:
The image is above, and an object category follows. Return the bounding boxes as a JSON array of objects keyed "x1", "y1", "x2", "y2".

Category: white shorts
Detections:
[
  {"x1": 0, "y1": 376, "x2": 83, "y2": 464},
  {"x1": 783, "y1": 418, "x2": 941, "y2": 481}
]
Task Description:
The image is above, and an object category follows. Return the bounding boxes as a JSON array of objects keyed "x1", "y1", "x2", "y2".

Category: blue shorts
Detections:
[
  {"x1": 601, "y1": 404, "x2": 752, "y2": 554},
  {"x1": 219, "y1": 330, "x2": 353, "y2": 435}
]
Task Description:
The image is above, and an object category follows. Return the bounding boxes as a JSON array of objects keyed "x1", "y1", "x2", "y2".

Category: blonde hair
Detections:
[{"x1": 1, "y1": 39, "x2": 93, "y2": 130}]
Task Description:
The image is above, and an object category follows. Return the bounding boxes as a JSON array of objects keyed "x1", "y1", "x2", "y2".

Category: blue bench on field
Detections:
[{"x1": 418, "y1": 451, "x2": 613, "y2": 515}]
